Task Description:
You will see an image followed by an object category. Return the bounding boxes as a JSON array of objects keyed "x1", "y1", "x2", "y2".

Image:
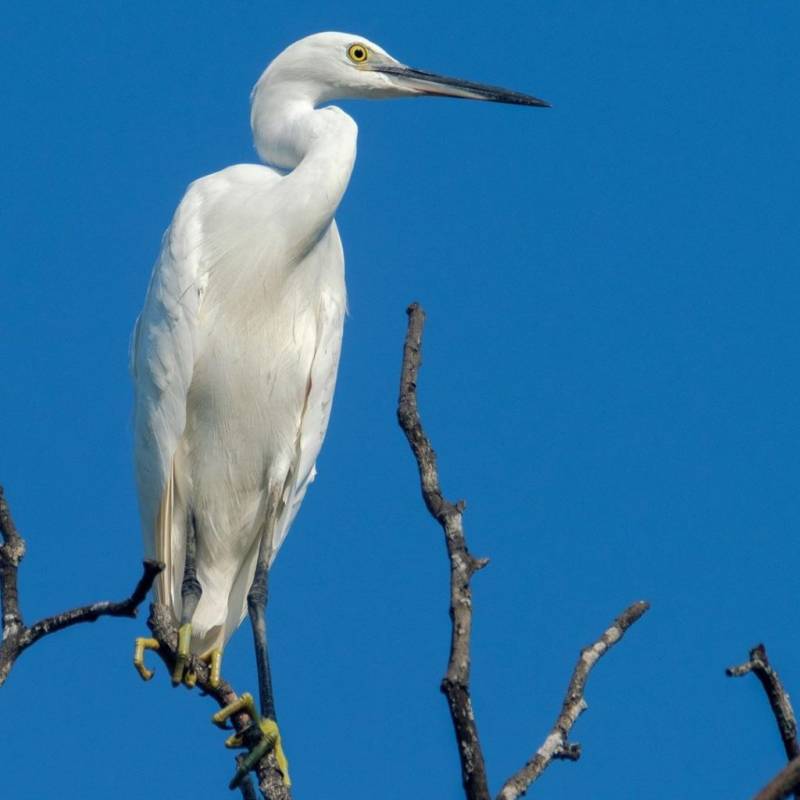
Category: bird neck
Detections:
[
  {"x1": 251, "y1": 79, "x2": 357, "y2": 169},
  {"x1": 250, "y1": 80, "x2": 358, "y2": 241}
]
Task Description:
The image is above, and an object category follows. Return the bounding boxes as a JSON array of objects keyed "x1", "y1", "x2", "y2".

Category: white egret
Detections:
[{"x1": 131, "y1": 31, "x2": 547, "y2": 785}]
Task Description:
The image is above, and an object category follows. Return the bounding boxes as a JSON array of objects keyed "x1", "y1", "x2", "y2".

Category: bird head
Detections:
[{"x1": 255, "y1": 31, "x2": 549, "y2": 108}]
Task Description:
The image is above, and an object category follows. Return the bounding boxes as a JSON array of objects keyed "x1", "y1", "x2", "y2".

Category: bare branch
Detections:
[
  {"x1": 0, "y1": 485, "x2": 160, "y2": 687},
  {"x1": 397, "y1": 302, "x2": 491, "y2": 800},
  {"x1": 22, "y1": 559, "x2": 163, "y2": 647},
  {"x1": 397, "y1": 304, "x2": 649, "y2": 800},
  {"x1": 496, "y1": 600, "x2": 649, "y2": 800},
  {"x1": 754, "y1": 756, "x2": 800, "y2": 800},
  {"x1": 728, "y1": 644, "x2": 800, "y2": 763}
]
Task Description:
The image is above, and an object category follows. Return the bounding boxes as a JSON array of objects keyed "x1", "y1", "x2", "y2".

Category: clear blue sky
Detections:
[{"x1": 2, "y1": 2, "x2": 799, "y2": 798}]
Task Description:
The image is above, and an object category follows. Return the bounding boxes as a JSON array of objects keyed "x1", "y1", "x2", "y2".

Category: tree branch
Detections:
[
  {"x1": 728, "y1": 644, "x2": 800, "y2": 800},
  {"x1": 396, "y1": 304, "x2": 648, "y2": 800},
  {"x1": 0, "y1": 485, "x2": 160, "y2": 688},
  {"x1": 398, "y1": 302, "x2": 491, "y2": 800},
  {"x1": 753, "y1": 757, "x2": 800, "y2": 800},
  {"x1": 728, "y1": 644, "x2": 800, "y2": 762},
  {"x1": 496, "y1": 600, "x2": 650, "y2": 800}
]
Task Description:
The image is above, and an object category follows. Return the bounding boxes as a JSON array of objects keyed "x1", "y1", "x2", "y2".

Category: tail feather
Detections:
[{"x1": 154, "y1": 463, "x2": 176, "y2": 618}]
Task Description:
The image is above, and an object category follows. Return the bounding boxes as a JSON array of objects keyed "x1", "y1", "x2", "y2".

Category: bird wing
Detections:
[
  {"x1": 132, "y1": 165, "x2": 282, "y2": 598},
  {"x1": 131, "y1": 181, "x2": 208, "y2": 600},
  {"x1": 274, "y1": 284, "x2": 346, "y2": 560}
]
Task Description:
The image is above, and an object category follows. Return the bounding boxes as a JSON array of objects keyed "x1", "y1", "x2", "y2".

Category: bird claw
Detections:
[
  {"x1": 133, "y1": 637, "x2": 160, "y2": 681},
  {"x1": 212, "y1": 692, "x2": 291, "y2": 788},
  {"x1": 201, "y1": 648, "x2": 223, "y2": 688}
]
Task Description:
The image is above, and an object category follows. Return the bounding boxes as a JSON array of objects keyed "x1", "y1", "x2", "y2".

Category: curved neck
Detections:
[{"x1": 250, "y1": 79, "x2": 358, "y2": 248}]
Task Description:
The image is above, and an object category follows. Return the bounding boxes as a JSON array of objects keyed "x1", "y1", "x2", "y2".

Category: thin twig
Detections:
[
  {"x1": 727, "y1": 644, "x2": 800, "y2": 762},
  {"x1": 147, "y1": 604, "x2": 291, "y2": 800},
  {"x1": 397, "y1": 302, "x2": 490, "y2": 800},
  {"x1": 23, "y1": 560, "x2": 162, "y2": 647},
  {"x1": 496, "y1": 601, "x2": 650, "y2": 800},
  {"x1": 0, "y1": 484, "x2": 160, "y2": 687}
]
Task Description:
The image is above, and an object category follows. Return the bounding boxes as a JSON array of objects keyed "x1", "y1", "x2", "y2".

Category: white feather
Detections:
[{"x1": 131, "y1": 31, "x2": 543, "y2": 658}]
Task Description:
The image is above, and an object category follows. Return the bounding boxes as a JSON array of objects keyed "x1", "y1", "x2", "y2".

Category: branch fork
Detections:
[{"x1": 397, "y1": 303, "x2": 649, "y2": 800}]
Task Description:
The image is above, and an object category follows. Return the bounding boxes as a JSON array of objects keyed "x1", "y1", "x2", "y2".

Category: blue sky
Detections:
[{"x1": 2, "y1": 2, "x2": 799, "y2": 798}]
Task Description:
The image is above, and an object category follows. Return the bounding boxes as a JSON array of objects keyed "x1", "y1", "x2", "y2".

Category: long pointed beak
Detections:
[{"x1": 374, "y1": 64, "x2": 550, "y2": 107}]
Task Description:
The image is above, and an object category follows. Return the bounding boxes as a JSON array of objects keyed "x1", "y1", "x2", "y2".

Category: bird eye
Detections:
[{"x1": 347, "y1": 43, "x2": 369, "y2": 64}]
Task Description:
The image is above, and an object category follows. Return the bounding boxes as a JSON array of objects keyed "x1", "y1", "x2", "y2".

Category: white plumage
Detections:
[{"x1": 131, "y1": 31, "x2": 547, "y2": 662}]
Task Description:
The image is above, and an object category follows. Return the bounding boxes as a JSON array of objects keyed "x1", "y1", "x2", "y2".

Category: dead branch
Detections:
[
  {"x1": 0, "y1": 485, "x2": 160, "y2": 687},
  {"x1": 728, "y1": 644, "x2": 800, "y2": 762},
  {"x1": 496, "y1": 600, "x2": 649, "y2": 800},
  {"x1": 396, "y1": 303, "x2": 649, "y2": 800},
  {"x1": 728, "y1": 644, "x2": 800, "y2": 800},
  {"x1": 397, "y1": 302, "x2": 491, "y2": 800}
]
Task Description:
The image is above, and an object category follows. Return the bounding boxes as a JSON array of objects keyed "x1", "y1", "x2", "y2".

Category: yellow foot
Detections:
[
  {"x1": 133, "y1": 637, "x2": 159, "y2": 681},
  {"x1": 212, "y1": 692, "x2": 291, "y2": 788},
  {"x1": 172, "y1": 623, "x2": 193, "y2": 685},
  {"x1": 212, "y1": 691, "x2": 256, "y2": 729}
]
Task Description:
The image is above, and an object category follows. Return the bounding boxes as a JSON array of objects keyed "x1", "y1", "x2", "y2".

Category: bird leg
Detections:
[
  {"x1": 247, "y1": 534, "x2": 276, "y2": 720},
  {"x1": 212, "y1": 508, "x2": 291, "y2": 786},
  {"x1": 212, "y1": 692, "x2": 290, "y2": 788},
  {"x1": 173, "y1": 511, "x2": 203, "y2": 686},
  {"x1": 211, "y1": 498, "x2": 290, "y2": 787}
]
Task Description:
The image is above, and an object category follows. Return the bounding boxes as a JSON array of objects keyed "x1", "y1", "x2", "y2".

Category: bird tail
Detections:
[{"x1": 154, "y1": 462, "x2": 177, "y2": 616}]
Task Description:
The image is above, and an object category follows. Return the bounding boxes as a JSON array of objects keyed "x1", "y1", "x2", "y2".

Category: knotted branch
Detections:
[
  {"x1": 0, "y1": 485, "x2": 160, "y2": 688},
  {"x1": 397, "y1": 304, "x2": 648, "y2": 800}
]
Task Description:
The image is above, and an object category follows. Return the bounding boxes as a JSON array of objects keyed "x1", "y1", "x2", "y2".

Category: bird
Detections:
[{"x1": 130, "y1": 31, "x2": 547, "y2": 786}]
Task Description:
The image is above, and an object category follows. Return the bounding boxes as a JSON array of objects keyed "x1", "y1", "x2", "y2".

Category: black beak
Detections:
[{"x1": 374, "y1": 64, "x2": 550, "y2": 107}]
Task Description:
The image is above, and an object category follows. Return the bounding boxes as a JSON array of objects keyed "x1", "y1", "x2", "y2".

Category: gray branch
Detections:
[
  {"x1": 396, "y1": 303, "x2": 648, "y2": 800},
  {"x1": 728, "y1": 644, "x2": 800, "y2": 800},
  {"x1": 728, "y1": 644, "x2": 800, "y2": 763},
  {"x1": 0, "y1": 485, "x2": 160, "y2": 688},
  {"x1": 398, "y1": 302, "x2": 491, "y2": 800},
  {"x1": 496, "y1": 600, "x2": 650, "y2": 800}
]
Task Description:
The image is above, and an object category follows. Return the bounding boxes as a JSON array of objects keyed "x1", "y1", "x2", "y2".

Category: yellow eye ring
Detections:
[{"x1": 347, "y1": 43, "x2": 369, "y2": 64}]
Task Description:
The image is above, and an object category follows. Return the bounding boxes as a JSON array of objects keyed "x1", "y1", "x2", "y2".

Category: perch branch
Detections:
[
  {"x1": 147, "y1": 604, "x2": 291, "y2": 800},
  {"x1": 496, "y1": 600, "x2": 650, "y2": 800},
  {"x1": 397, "y1": 302, "x2": 491, "y2": 800},
  {"x1": 397, "y1": 304, "x2": 649, "y2": 800},
  {"x1": 0, "y1": 485, "x2": 160, "y2": 687}
]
